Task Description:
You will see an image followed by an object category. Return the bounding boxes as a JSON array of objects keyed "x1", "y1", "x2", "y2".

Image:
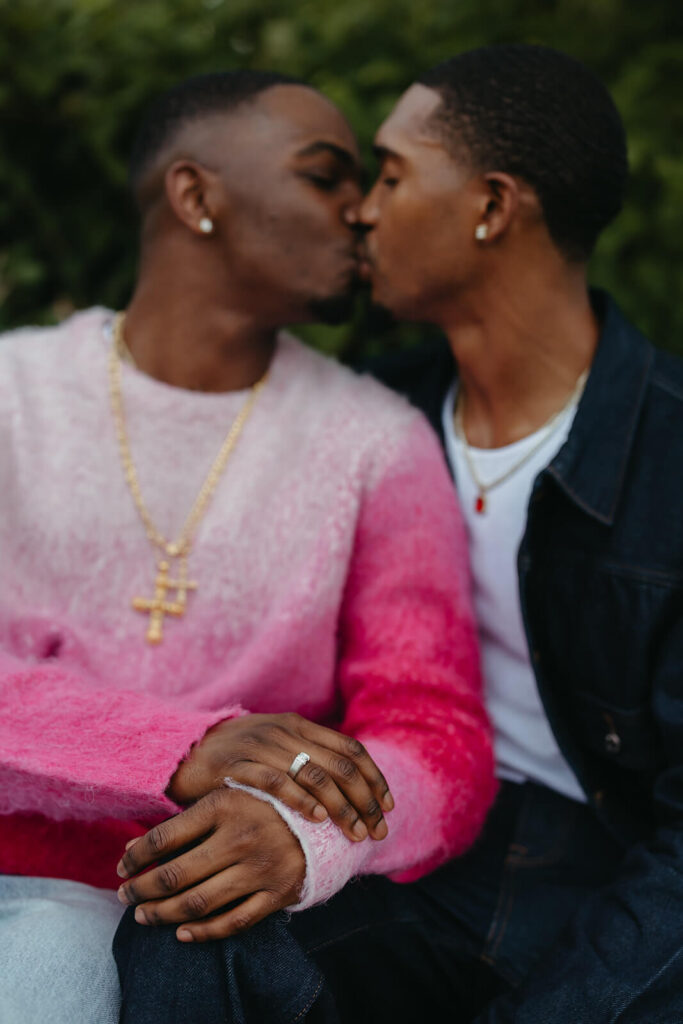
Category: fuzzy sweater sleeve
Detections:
[
  {"x1": 230, "y1": 415, "x2": 497, "y2": 909},
  {"x1": 0, "y1": 650, "x2": 246, "y2": 822}
]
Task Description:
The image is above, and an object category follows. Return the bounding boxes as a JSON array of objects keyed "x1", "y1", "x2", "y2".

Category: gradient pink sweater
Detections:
[{"x1": 0, "y1": 309, "x2": 495, "y2": 907}]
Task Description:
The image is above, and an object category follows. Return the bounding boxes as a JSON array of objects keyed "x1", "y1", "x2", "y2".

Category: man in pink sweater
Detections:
[{"x1": 0, "y1": 72, "x2": 494, "y2": 1022}]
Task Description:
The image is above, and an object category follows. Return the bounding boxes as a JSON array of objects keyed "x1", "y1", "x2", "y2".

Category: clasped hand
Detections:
[
  {"x1": 117, "y1": 787, "x2": 305, "y2": 942},
  {"x1": 117, "y1": 713, "x2": 393, "y2": 942},
  {"x1": 168, "y1": 711, "x2": 393, "y2": 842}
]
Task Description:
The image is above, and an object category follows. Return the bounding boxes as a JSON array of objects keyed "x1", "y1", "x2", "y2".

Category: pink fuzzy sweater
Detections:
[{"x1": 0, "y1": 309, "x2": 495, "y2": 907}]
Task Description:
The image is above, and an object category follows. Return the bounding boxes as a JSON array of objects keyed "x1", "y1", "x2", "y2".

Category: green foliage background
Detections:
[{"x1": 1, "y1": 0, "x2": 681, "y2": 355}]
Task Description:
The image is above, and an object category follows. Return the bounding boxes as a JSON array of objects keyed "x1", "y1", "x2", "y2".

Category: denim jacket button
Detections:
[{"x1": 604, "y1": 731, "x2": 621, "y2": 755}]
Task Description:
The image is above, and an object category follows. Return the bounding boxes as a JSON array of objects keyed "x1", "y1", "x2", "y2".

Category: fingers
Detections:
[
  {"x1": 154, "y1": 713, "x2": 394, "y2": 848},
  {"x1": 118, "y1": 836, "x2": 221, "y2": 907},
  {"x1": 129, "y1": 864, "x2": 252, "y2": 927},
  {"x1": 246, "y1": 715, "x2": 390, "y2": 841},
  {"x1": 292, "y1": 717, "x2": 394, "y2": 811},
  {"x1": 119, "y1": 790, "x2": 304, "y2": 943},
  {"x1": 117, "y1": 795, "x2": 216, "y2": 879},
  {"x1": 288, "y1": 743, "x2": 388, "y2": 842},
  {"x1": 119, "y1": 785, "x2": 305, "y2": 892},
  {"x1": 176, "y1": 890, "x2": 284, "y2": 944},
  {"x1": 223, "y1": 752, "x2": 379, "y2": 844},
  {"x1": 223, "y1": 761, "x2": 328, "y2": 824}
]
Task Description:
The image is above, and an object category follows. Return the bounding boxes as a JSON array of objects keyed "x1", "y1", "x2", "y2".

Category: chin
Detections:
[
  {"x1": 366, "y1": 300, "x2": 398, "y2": 330},
  {"x1": 366, "y1": 274, "x2": 393, "y2": 310},
  {"x1": 367, "y1": 284, "x2": 401, "y2": 320},
  {"x1": 307, "y1": 285, "x2": 359, "y2": 325},
  {"x1": 371, "y1": 279, "x2": 423, "y2": 322}
]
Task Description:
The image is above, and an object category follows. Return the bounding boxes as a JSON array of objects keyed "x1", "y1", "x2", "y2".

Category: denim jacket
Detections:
[{"x1": 369, "y1": 291, "x2": 683, "y2": 1020}]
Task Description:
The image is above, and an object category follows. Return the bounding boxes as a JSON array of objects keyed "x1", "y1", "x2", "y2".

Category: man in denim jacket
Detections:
[{"x1": 355, "y1": 43, "x2": 683, "y2": 1022}]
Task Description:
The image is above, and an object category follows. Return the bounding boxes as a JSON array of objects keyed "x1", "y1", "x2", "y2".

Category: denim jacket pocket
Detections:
[{"x1": 571, "y1": 691, "x2": 659, "y2": 775}]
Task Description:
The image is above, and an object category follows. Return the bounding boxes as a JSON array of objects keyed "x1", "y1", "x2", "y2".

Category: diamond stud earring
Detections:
[
  {"x1": 474, "y1": 224, "x2": 489, "y2": 240},
  {"x1": 199, "y1": 217, "x2": 214, "y2": 234}
]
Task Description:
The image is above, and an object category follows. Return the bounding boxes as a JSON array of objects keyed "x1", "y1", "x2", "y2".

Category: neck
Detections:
[
  {"x1": 123, "y1": 246, "x2": 276, "y2": 393},
  {"x1": 444, "y1": 261, "x2": 598, "y2": 449}
]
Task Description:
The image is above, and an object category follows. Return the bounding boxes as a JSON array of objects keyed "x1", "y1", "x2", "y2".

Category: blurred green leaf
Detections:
[{"x1": 0, "y1": 0, "x2": 681, "y2": 355}]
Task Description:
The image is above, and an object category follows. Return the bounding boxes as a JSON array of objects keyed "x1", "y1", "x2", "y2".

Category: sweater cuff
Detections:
[{"x1": 222, "y1": 779, "x2": 367, "y2": 910}]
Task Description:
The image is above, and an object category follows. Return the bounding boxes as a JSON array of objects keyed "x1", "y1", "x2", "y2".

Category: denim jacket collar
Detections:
[
  {"x1": 428, "y1": 291, "x2": 654, "y2": 527},
  {"x1": 545, "y1": 292, "x2": 654, "y2": 526}
]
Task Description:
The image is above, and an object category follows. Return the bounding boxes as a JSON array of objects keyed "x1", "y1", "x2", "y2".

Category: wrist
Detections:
[
  {"x1": 166, "y1": 717, "x2": 238, "y2": 803},
  {"x1": 166, "y1": 753, "x2": 211, "y2": 804}
]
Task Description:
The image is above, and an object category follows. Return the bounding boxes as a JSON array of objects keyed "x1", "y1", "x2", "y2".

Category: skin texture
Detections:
[
  {"x1": 117, "y1": 789, "x2": 307, "y2": 943},
  {"x1": 168, "y1": 712, "x2": 393, "y2": 842},
  {"x1": 360, "y1": 84, "x2": 600, "y2": 449},
  {"x1": 116, "y1": 85, "x2": 390, "y2": 942},
  {"x1": 125, "y1": 84, "x2": 365, "y2": 392},
  {"x1": 118, "y1": 719, "x2": 396, "y2": 941}
]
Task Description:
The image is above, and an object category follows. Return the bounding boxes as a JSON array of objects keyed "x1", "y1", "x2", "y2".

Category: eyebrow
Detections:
[
  {"x1": 296, "y1": 141, "x2": 358, "y2": 168},
  {"x1": 372, "y1": 143, "x2": 402, "y2": 162},
  {"x1": 295, "y1": 140, "x2": 365, "y2": 186}
]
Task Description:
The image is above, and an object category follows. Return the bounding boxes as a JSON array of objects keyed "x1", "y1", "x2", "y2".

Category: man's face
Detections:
[
  {"x1": 360, "y1": 84, "x2": 482, "y2": 323},
  {"x1": 196, "y1": 86, "x2": 364, "y2": 325}
]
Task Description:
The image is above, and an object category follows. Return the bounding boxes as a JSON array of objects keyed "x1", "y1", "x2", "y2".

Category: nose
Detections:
[
  {"x1": 342, "y1": 182, "x2": 364, "y2": 229},
  {"x1": 344, "y1": 208, "x2": 371, "y2": 243},
  {"x1": 358, "y1": 186, "x2": 379, "y2": 231},
  {"x1": 344, "y1": 192, "x2": 377, "y2": 236}
]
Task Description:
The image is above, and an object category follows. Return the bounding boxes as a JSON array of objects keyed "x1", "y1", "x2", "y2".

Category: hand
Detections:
[
  {"x1": 167, "y1": 712, "x2": 393, "y2": 843},
  {"x1": 117, "y1": 788, "x2": 306, "y2": 942}
]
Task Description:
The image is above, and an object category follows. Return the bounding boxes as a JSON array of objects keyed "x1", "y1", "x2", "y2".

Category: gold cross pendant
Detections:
[{"x1": 132, "y1": 560, "x2": 198, "y2": 645}]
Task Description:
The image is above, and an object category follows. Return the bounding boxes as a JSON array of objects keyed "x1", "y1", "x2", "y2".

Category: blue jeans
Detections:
[
  {"x1": 114, "y1": 782, "x2": 625, "y2": 1023},
  {"x1": 0, "y1": 875, "x2": 123, "y2": 1024}
]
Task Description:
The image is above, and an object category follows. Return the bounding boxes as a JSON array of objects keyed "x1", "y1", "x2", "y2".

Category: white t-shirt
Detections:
[{"x1": 442, "y1": 384, "x2": 586, "y2": 803}]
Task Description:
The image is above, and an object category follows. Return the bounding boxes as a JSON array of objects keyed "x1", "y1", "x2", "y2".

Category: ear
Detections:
[
  {"x1": 473, "y1": 172, "x2": 520, "y2": 243},
  {"x1": 164, "y1": 159, "x2": 223, "y2": 236}
]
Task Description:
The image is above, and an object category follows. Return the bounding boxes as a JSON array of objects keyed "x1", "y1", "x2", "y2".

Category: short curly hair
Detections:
[
  {"x1": 129, "y1": 69, "x2": 303, "y2": 194},
  {"x1": 418, "y1": 45, "x2": 628, "y2": 261}
]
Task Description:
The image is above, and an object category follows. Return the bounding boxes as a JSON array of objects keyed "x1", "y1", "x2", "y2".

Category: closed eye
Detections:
[{"x1": 303, "y1": 173, "x2": 341, "y2": 192}]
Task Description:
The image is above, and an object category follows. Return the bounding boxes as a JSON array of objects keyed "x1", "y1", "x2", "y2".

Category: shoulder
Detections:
[
  {"x1": 277, "y1": 332, "x2": 428, "y2": 433},
  {"x1": 649, "y1": 348, "x2": 683, "y2": 404},
  {"x1": 355, "y1": 338, "x2": 455, "y2": 439},
  {"x1": 275, "y1": 333, "x2": 448, "y2": 485},
  {"x1": 615, "y1": 339, "x2": 683, "y2": 565},
  {"x1": 638, "y1": 347, "x2": 683, "y2": 483},
  {"x1": 637, "y1": 346, "x2": 683, "y2": 462},
  {"x1": 596, "y1": 291, "x2": 683, "y2": 418},
  {"x1": 0, "y1": 308, "x2": 111, "y2": 383}
]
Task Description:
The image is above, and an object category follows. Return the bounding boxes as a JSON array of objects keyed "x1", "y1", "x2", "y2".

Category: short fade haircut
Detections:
[
  {"x1": 129, "y1": 69, "x2": 304, "y2": 195},
  {"x1": 418, "y1": 45, "x2": 628, "y2": 261}
]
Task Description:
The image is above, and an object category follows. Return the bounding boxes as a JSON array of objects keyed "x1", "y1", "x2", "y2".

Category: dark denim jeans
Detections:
[{"x1": 114, "y1": 781, "x2": 625, "y2": 1023}]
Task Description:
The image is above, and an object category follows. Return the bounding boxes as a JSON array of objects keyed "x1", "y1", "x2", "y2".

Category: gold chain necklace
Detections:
[
  {"x1": 108, "y1": 311, "x2": 269, "y2": 644},
  {"x1": 453, "y1": 370, "x2": 588, "y2": 515}
]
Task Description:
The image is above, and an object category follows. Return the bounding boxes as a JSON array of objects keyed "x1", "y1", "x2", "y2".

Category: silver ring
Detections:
[{"x1": 288, "y1": 751, "x2": 311, "y2": 780}]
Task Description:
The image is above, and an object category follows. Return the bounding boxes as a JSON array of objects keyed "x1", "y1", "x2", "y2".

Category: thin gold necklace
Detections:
[
  {"x1": 453, "y1": 370, "x2": 588, "y2": 515},
  {"x1": 108, "y1": 311, "x2": 269, "y2": 644}
]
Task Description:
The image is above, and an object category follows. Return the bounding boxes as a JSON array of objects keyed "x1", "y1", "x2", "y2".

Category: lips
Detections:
[
  {"x1": 354, "y1": 243, "x2": 374, "y2": 281},
  {"x1": 357, "y1": 258, "x2": 373, "y2": 282}
]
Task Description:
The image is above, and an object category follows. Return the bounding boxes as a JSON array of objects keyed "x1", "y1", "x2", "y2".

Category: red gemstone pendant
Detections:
[{"x1": 474, "y1": 494, "x2": 486, "y2": 514}]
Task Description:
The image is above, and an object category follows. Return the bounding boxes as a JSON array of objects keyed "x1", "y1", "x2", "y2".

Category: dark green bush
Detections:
[{"x1": 1, "y1": 0, "x2": 681, "y2": 355}]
